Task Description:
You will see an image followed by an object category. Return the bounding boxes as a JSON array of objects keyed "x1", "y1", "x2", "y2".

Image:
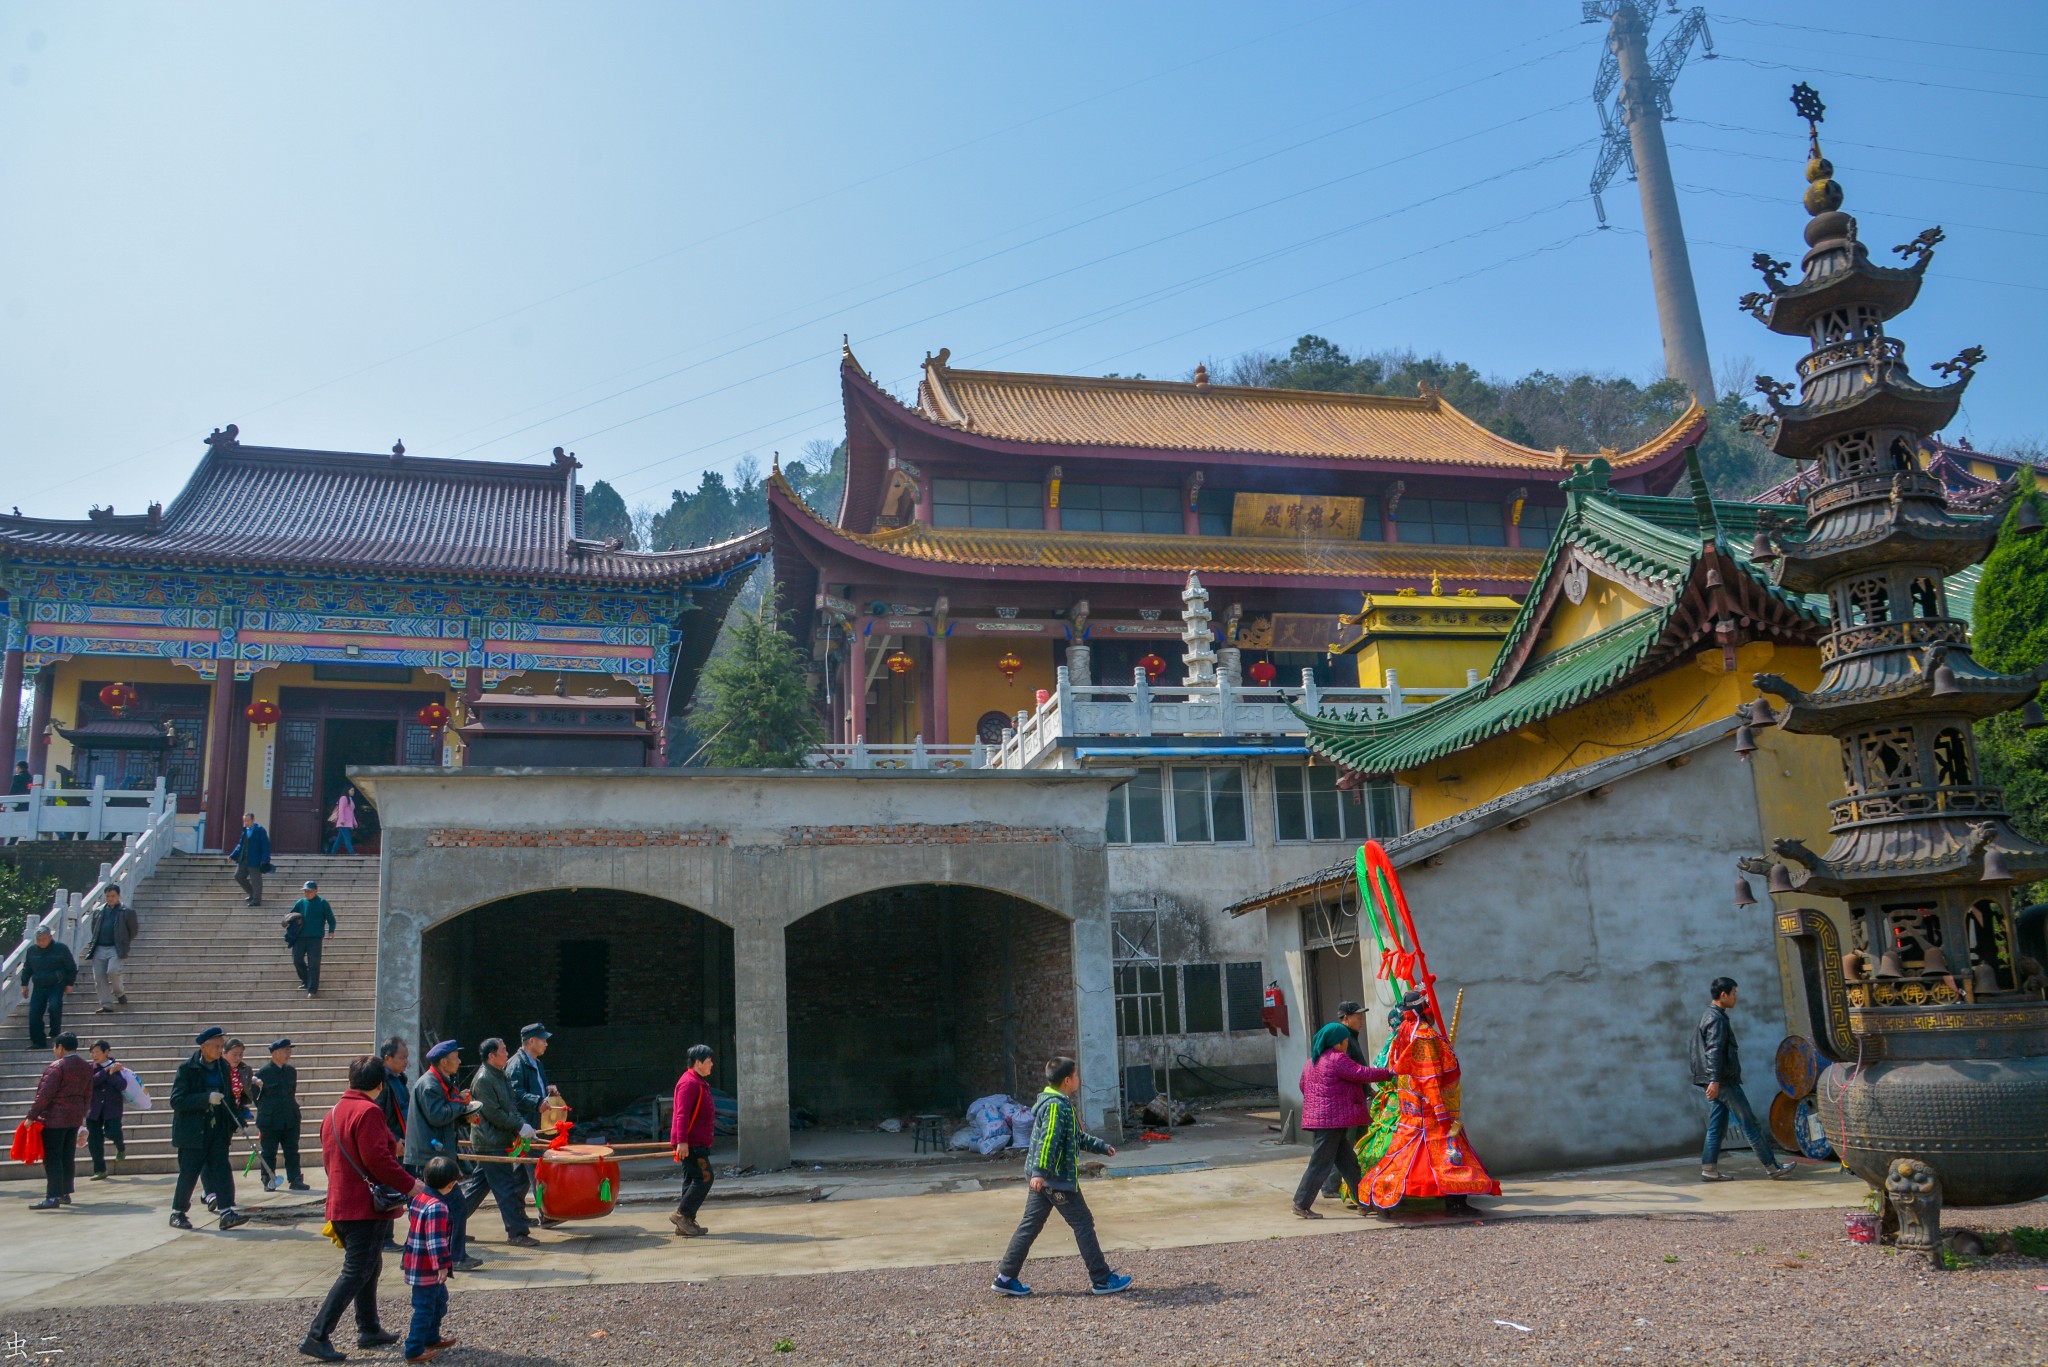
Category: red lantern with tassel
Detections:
[
  {"x1": 97, "y1": 682, "x2": 139, "y2": 716},
  {"x1": 417, "y1": 701, "x2": 450, "y2": 729},
  {"x1": 996, "y1": 650, "x2": 1023, "y2": 685},
  {"x1": 245, "y1": 698, "x2": 281, "y2": 736},
  {"x1": 885, "y1": 649, "x2": 914, "y2": 676},
  {"x1": 1247, "y1": 659, "x2": 1278, "y2": 687},
  {"x1": 1137, "y1": 653, "x2": 1167, "y2": 682}
]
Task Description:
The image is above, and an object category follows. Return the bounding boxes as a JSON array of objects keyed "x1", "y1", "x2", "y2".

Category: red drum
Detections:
[{"x1": 532, "y1": 1144, "x2": 621, "y2": 1221}]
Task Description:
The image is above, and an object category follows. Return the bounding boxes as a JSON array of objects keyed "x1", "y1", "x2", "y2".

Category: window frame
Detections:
[
  {"x1": 1105, "y1": 763, "x2": 1249, "y2": 846},
  {"x1": 1271, "y1": 762, "x2": 1408, "y2": 843}
]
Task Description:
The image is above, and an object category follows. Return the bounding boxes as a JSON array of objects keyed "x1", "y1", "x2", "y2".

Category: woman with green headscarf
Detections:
[{"x1": 1292, "y1": 1002, "x2": 1390, "y2": 1219}]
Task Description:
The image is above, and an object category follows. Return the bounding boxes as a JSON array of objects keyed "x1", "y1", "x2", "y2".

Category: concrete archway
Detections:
[
  {"x1": 420, "y1": 887, "x2": 736, "y2": 1116},
  {"x1": 786, "y1": 884, "x2": 1073, "y2": 1124}
]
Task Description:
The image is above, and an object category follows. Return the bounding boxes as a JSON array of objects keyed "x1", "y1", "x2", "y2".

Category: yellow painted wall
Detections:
[
  {"x1": 1530, "y1": 573, "x2": 1655, "y2": 655},
  {"x1": 1400, "y1": 639, "x2": 1827, "y2": 827},
  {"x1": 946, "y1": 636, "x2": 1057, "y2": 745},
  {"x1": 41, "y1": 658, "x2": 213, "y2": 784},
  {"x1": 1350, "y1": 637, "x2": 1501, "y2": 692}
]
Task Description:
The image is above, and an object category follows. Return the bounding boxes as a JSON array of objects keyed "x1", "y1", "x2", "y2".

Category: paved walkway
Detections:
[{"x1": 0, "y1": 1154, "x2": 1863, "y2": 1310}]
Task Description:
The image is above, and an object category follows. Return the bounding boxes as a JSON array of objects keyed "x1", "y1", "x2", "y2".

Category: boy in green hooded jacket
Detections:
[{"x1": 990, "y1": 1057, "x2": 1133, "y2": 1298}]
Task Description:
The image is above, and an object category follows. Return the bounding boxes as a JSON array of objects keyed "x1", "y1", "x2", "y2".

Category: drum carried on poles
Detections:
[{"x1": 532, "y1": 1144, "x2": 621, "y2": 1222}]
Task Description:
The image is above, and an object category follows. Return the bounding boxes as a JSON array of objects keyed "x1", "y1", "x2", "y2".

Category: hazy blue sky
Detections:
[{"x1": 3, "y1": 2, "x2": 2042, "y2": 519}]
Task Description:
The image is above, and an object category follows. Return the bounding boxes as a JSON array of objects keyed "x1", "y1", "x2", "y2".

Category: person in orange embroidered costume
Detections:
[{"x1": 1361, "y1": 990, "x2": 1499, "y2": 1213}]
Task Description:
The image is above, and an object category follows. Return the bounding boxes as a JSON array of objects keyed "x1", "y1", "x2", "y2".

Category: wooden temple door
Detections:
[
  {"x1": 272, "y1": 716, "x2": 324, "y2": 853},
  {"x1": 271, "y1": 687, "x2": 444, "y2": 852}
]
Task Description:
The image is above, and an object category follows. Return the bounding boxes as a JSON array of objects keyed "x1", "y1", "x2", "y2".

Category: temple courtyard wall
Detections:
[
  {"x1": 353, "y1": 767, "x2": 1125, "y2": 1172},
  {"x1": 1259, "y1": 718, "x2": 1798, "y2": 1175}
]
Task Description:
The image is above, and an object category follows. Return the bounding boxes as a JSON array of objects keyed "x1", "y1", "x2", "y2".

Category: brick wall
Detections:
[
  {"x1": 425, "y1": 828, "x2": 726, "y2": 848},
  {"x1": 418, "y1": 889, "x2": 736, "y2": 1117},
  {"x1": 786, "y1": 886, "x2": 1073, "y2": 1122}
]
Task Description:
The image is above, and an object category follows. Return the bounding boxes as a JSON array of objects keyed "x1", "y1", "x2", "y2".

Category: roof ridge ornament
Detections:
[{"x1": 206, "y1": 423, "x2": 240, "y2": 449}]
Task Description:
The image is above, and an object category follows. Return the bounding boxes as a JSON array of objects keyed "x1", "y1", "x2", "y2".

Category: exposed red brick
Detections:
[{"x1": 425, "y1": 828, "x2": 727, "y2": 848}]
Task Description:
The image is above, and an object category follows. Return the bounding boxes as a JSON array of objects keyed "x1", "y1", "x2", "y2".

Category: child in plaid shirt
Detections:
[{"x1": 401, "y1": 1156, "x2": 462, "y2": 1362}]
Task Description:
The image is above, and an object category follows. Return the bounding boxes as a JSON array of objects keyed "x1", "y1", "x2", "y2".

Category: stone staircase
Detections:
[{"x1": 0, "y1": 853, "x2": 380, "y2": 1176}]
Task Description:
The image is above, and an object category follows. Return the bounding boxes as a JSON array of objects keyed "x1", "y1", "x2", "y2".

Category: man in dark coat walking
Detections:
[
  {"x1": 408, "y1": 1039, "x2": 484, "y2": 1271},
  {"x1": 169, "y1": 1026, "x2": 250, "y2": 1229},
  {"x1": 86, "y1": 885, "x2": 138, "y2": 1015},
  {"x1": 227, "y1": 812, "x2": 271, "y2": 907},
  {"x1": 26, "y1": 1032, "x2": 93, "y2": 1209},
  {"x1": 18, "y1": 926, "x2": 77, "y2": 1049},
  {"x1": 255, "y1": 1038, "x2": 307, "y2": 1191},
  {"x1": 471, "y1": 1037, "x2": 541, "y2": 1247},
  {"x1": 1691, "y1": 976, "x2": 1797, "y2": 1182}
]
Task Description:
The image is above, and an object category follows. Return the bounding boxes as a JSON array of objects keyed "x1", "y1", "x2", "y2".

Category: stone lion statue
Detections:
[{"x1": 1885, "y1": 1157, "x2": 1942, "y2": 1255}]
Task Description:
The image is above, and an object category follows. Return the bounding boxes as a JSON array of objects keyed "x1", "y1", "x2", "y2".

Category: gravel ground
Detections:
[{"x1": 12, "y1": 1204, "x2": 2046, "y2": 1366}]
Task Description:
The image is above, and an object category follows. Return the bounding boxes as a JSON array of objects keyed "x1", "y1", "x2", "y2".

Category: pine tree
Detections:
[
  {"x1": 581, "y1": 479, "x2": 636, "y2": 547},
  {"x1": 689, "y1": 590, "x2": 824, "y2": 767},
  {"x1": 1973, "y1": 467, "x2": 2048, "y2": 904}
]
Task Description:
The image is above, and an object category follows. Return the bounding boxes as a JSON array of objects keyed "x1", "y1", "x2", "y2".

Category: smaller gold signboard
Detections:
[{"x1": 1231, "y1": 493, "x2": 1366, "y2": 541}]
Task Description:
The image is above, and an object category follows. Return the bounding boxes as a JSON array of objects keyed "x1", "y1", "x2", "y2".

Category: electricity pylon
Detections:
[{"x1": 1584, "y1": 1, "x2": 1717, "y2": 405}]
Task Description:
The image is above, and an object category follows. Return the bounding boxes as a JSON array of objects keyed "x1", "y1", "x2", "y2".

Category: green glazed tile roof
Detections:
[{"x1": 1299, "y1": 475, "x2": 1828, "y2": 776}]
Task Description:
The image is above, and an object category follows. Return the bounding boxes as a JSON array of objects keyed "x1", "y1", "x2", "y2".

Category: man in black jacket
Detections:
[
  {"x1": 1690, "y1": 977, "x2": 1796, "y2": 1182},
  {"x1": 254, "y1": 1038, "x2": 307, "y2": 1191},
  {"x1": 18, "y1": 927, "x2": 77, "y2": 1050},
  {"x1": 169, "y1": 1026, "x2": 250, "y2": 1229}
]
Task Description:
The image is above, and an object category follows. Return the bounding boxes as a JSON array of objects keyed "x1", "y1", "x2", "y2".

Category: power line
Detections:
[
  {"x1": 1673, "y1": 182, "x2": 2048, "y2": 240},
  {"x1": 441, "y1": 56, "x2": 1589, "y2": 463},
  {"x1": 1716, "y1": 52, "x2": 2048, "y2": 103},
  {"x1": 600, "y1": 143, "x2": 1592, "y2": 495},
  {"x1": 1710, "y1": 12, "x2": 2048, "y2": 60},
  {"x1": 1668, "y1": 141, "x2": 2048, "y2": 197},
  {"x1": 1671, "y1": 118, "x2": 2048, "y2": 174},
  {"x1": 521, "y1": 102, "x2": 1588, "y2": 465},
  {"x1": 1614, "y1": 227, "x2": 2048, "y2": 293},
  {"x1": 13, "y1": 0, "x2": 1386, "y2": 510}
]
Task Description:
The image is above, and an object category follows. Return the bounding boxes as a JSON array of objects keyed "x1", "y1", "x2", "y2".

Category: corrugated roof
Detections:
[
  {"x1": 0, "y1": 440, "x2": 767, "y2": 588},
  {"x1": 768, "y1": 470, "x2": 1545, "y2": 583},
  {"x1": 916, "y1": 356, "x2": 1707, "y2": 472}
]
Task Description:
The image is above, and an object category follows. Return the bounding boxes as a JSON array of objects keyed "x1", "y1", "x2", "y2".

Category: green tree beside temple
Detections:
[
  {"x1": 582, "y1": 479, "x2": 637, "y2": 547},
  {"x1": 689, "y1": 589, "x2": 823, "y2": 768},
  {"x1": 1975, "y1": 466, "x2": 2048, "y2": 903}
]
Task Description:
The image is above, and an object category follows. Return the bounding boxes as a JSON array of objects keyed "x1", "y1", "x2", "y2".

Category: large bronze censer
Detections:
[{"x1": 1735, "y1": 85, "x2": 2048, "y2": 1220}]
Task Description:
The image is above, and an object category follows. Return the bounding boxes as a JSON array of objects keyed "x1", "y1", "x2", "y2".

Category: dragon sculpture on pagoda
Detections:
[{"x1": 1735, "y1": 84, "x2": 2048, "y2": 1225}]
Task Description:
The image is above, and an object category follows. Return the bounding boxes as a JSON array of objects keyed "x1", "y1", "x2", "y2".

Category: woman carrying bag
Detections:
[
  {"x1": 301, "y1": 1056, "x2": 422, "y2": 1363},
  {"x1": 326, "y1": 789, "x2": 359, "y2": 856}
]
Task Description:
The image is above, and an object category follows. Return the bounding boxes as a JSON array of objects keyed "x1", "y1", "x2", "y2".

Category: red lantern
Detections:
[
  {"x1": 1137, "y1": 653, "x2": 1167, "y2": 682},
  {"x1": 996, "y1": 650, "x2": 1023, "y2": 685},
  {"x1": 245, "y1": 698, "x2": 281, "y2": 736},
  {"x1": 417, "y1": 701, "x2": 450, "y2": 729},
  {"x1": 885, "y1": 649, "x2": 914, "y2": 676},
  {"x1": 97, "y1": 682, "x2": 139, "y2": 716},
  {"x1": 1248, "y1": 659, "x2": 1278, "y2": 687}
]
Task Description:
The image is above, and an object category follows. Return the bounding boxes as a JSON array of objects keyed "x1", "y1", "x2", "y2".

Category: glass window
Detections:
[
  {"x1": 1356, "y1": 494, "x2": 1384, "y2": 541},
  {"x1": 1180, "y1": 963, "x2": 1224, "y2": 1033},
  {"x1": 933, "y1": 478, "x2": 1041, "y2": 529},
  {"x1": 1396, "y1": 498, "x2": 1506, "y2": 546},
  {"x1": 1196, "y1": 488, "x2": 1233, "y2": 537},
  {"x1": 1273, "y1": 763, "x2": 1408, "y2": 842},
  {"x1": 1109, "y1": 765, "x2": 1246, "y2": 843},
  {"x1": 1224, "y1": 961, "x2": 1266, "y2": 1032},
  {"x1": 1062, "y1": 484, "x2": 1182, "y2": 535},
  {"x1": 1107, "y1": 766, "x2": 1168, "y2": 844},
  {"x1": 1518, "y1": 501, "x2": 1564, "y2": 545}
]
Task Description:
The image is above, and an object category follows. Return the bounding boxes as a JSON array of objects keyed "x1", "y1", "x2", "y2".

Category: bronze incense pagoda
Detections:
[{"x1": 1738, "y1": 85, "x2": 2048, "y2": 1210}]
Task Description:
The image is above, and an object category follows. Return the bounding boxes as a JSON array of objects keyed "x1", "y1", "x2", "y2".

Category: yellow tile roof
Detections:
[
  {"x1": 771, "y1": 472, "x2": 1544, "y2": 583},
  {"x1": 915, "y1": 354, "x2": 1706, "y2": 471}
]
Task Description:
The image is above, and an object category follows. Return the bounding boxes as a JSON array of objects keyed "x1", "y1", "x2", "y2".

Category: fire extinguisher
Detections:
[{"x1": 1261, "y1": 982, "x2": 1290, "y2": 1038}]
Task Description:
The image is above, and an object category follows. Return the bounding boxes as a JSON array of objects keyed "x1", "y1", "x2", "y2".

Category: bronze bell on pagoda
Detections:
[
  {"x1": 2023, "y1": 697, "x2": 2046, "y2": 731},
  {"x1": 1931, "y1": 662, "x2": 1960, "y2": 697},
  {"x1": 1875, "y1": 949, "x2": 1906, "y2": 980},
  {"x1": 1983, "y1": 845, "x2": 2014, "y2": 883},
  {"x1": 1767, "y1": 862, "x2": 1797, "y2": 895},
  {"x1": 1734, "y1": 873, "x2": 1758, "y2": 908},
  {"x1": 1750, "y1": 695, "x2": 1781, "y2": 727},
  {"x1": 1974, "y1": 962, "x2": 2002, "y2": 996},
  {"x1": 2014, "y1": 500, "x2": 2044, "y2": 537}
]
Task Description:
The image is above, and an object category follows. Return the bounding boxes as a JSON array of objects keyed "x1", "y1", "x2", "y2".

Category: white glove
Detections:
[
  {"x1": 518, "y1": 1124, "x2": 538, "y2": 1140},
  {"x1": 208, "y1": 1092, "x2": 225, "y2": 1106}
]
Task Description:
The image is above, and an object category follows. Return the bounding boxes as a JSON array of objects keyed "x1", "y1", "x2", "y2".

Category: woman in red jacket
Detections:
[
  {"x1": 300, "y1": 1056, "x2": 422, "y2": 1363},
  {"x1": 669, "y1": 1045, "x2": 718, "y2": 1238}
]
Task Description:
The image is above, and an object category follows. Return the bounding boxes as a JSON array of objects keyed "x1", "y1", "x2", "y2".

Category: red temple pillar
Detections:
[
  {"x1": 650, "y1": 672, "x2": 670, "y2": 768},
  {"x1": 463, "y1": 666, "x2": 483, "y2": 703},
  {"x1": 930, "y1": 632, "x2": 949, "y2": 746},
  {"x1": 26, "y1": 667, "x2": 53, "y2": 781},
  {"x1": 0, "y1": 646, "x2": 23, "y2": 781},
  {"x1": 847, "y1": 630, "x2": 867, "y2": 743},
  {"x1": 203, "y1": 664, "x2": 236, "y2": 850}
]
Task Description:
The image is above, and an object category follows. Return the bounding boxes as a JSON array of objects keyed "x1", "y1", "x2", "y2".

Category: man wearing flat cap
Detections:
[
  {"x1": 254, "y1": 1038, "x2": 306, "y2": 1191},
  {"x1": 506, "y1": 1023, "x2": 560, "y2": 1134},
  {"x1": 408, "y1": 1039, "x2": 484, "y2": 1271},
  {"x1": 169, "y1": 1027, "x2": 248, "y2": 1229}
]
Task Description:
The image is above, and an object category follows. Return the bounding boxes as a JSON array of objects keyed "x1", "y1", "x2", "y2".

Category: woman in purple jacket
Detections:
[{"x1": 1292, "y1": 1006, "x2": 1391, "y2": 1219}]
